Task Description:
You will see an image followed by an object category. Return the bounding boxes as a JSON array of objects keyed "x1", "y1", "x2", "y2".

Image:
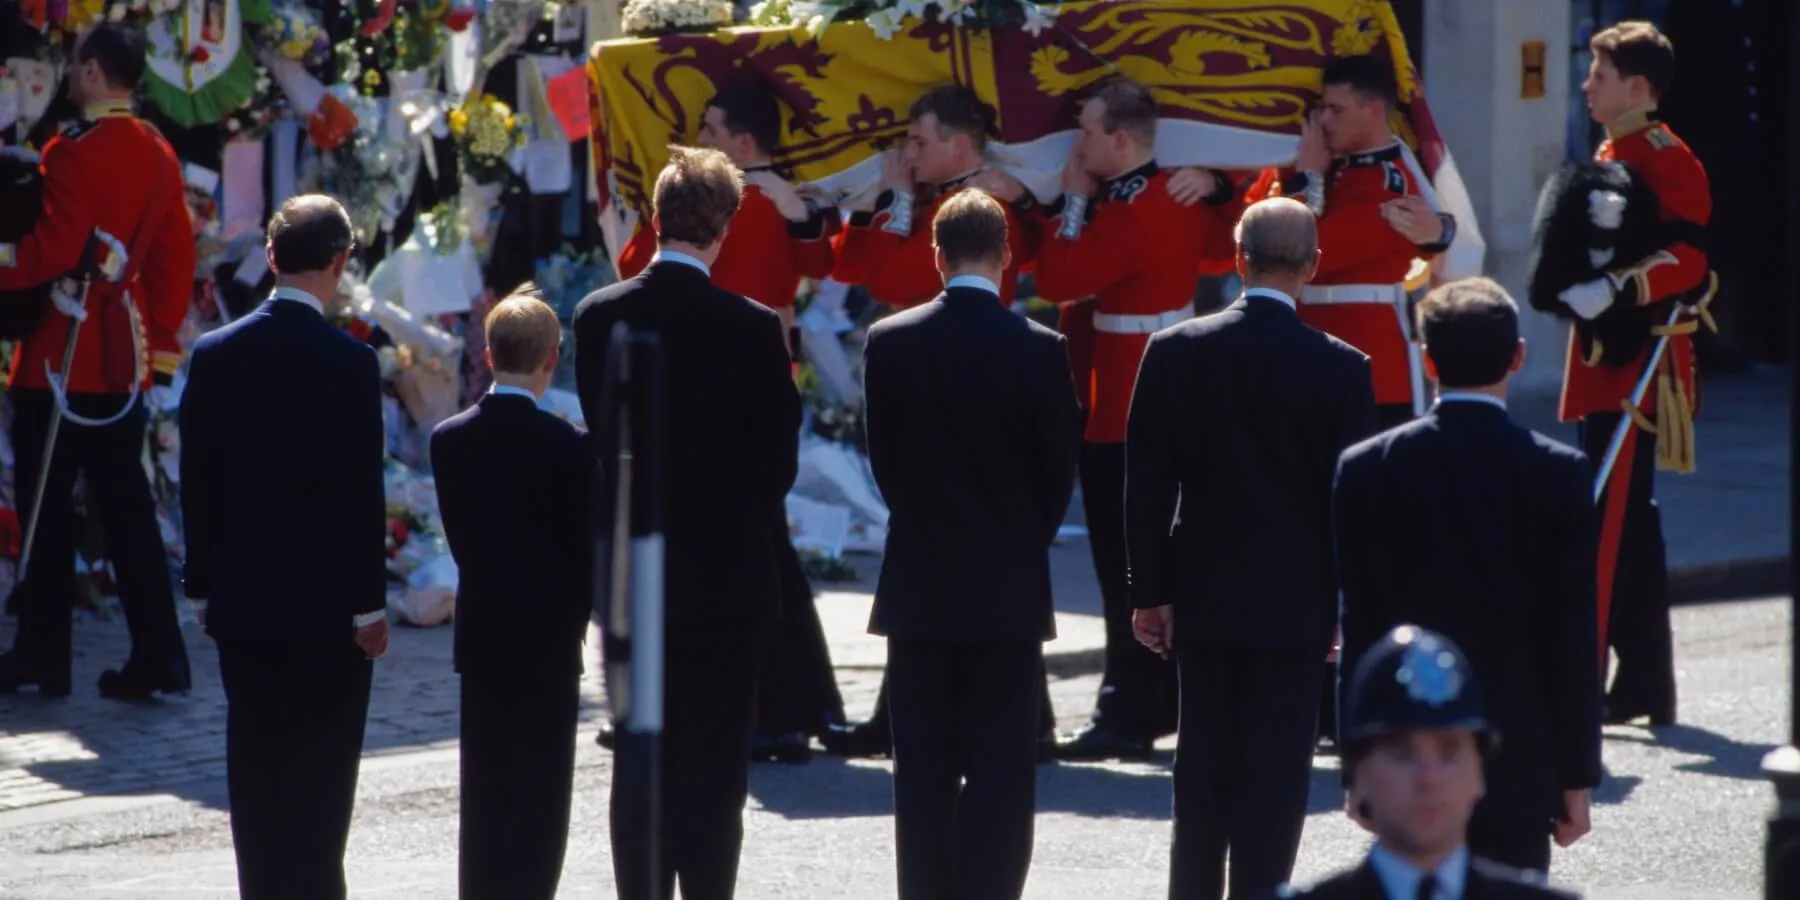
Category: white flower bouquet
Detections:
[{"x1": 621, "y1": 0, "x2": 737, "y2": 36}]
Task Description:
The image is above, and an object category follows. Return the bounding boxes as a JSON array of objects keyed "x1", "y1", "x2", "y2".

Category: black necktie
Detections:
[{"x1": 1417, "y1": 874, "x2": 1439, "y2": 900}]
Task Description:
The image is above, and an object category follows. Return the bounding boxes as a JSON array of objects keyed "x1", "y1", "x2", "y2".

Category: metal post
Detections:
[
  {"x1": 595, "y1": 322, "x2": 665, "y2": 900},
  {"x1": 1763, "y1": 3, "x2": 1800, "y2": 896}
]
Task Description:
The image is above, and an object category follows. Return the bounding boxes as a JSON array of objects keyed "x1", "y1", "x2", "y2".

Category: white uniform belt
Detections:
[
  {"x1": 1299, "y1": 283, "x2": 1406, "y2": 305},
  {"x1": 1093, "y1": 305, "x2": 1193, "y2": 335}
]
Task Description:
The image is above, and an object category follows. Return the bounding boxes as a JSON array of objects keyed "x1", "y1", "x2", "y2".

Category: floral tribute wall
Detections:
[{"x1": 0, "y1": 0, "x2": 610, "y2": 625}]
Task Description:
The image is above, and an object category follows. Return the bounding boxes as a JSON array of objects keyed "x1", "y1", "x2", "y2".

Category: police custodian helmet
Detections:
[{"x1": 1340, "y1": 624, "x2": 1497, "y2": 756}]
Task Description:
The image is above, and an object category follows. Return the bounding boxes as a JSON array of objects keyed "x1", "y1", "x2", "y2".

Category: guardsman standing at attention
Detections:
[
  {"x1": 0, "y1": 23, "x2": 193, "y2": 700},
  {"x1": 1271, "y1": 625, "x2": 1582, "y2": 900},
  {"x1": 831, "y1": 84, "x2": 1037, "y2": 310},
  {"x1": 1562, "y1": 20, "x2": 1713, "y2": 730},
  {"x1": 1028, "y1": 76, "x2": 1241, "y2": 762}
]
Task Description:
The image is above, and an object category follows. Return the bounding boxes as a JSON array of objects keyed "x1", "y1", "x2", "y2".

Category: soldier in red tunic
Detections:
[
  {"x1": 1026, "y1": 77, "x2": 1241, "y2": 760},
  {"x1": 603, "y1": 82, "x2": 848, "y2": 763},
  {"x1": 830, "y1": 85, "x2": 1037, "y2": 310},
  {"x1": 0, "y1": 24, "x2": 194, "y2": 699},
  {"x1": 1562, "y1": 21, "x2": 1712, "y2": 728},
  {"x1": 1240, "y1": 54, "x2": 1456, "y2": 430}
]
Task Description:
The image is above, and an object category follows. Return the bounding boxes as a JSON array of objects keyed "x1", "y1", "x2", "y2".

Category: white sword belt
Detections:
[
  {"x1": 1298, "y1": 283, "x2": 1408, "y2": 306},
  {"x1": 1092, "y1": 305, "x2": 1194, "y2": 335}
]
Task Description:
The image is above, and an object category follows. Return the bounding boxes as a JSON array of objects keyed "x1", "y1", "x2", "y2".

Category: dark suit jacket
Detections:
[
  {"x1": 572, "y1": 259, "x2": 800, "y2": 633},
  {"x1": 1274, "y1": 856, "x2": 1580, "y2": 899},
  {"x1": 1332, "y1": 399, "x2": 1604, "y2": 821},
  {"x1": 1125, "y1": 292, "x2": 1377, "y2": 652},
  {"x1": 862, "y1": 286, "x2": 1081, "y2": 644},
  {"x1": 430, "y1": 392, "x2": 594, "y2": 679},
  {"x1": 179, "y1": 297, "x2": 387, "y2": 647}
]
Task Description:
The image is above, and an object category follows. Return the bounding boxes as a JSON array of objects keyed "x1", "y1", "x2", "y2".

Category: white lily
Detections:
[{"x1": 866, "y1": 6, "x2": 904, "y2": 38}]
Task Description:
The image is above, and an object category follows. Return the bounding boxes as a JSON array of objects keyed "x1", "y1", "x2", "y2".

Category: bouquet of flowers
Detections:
[
  {"x1": 258, "y1": 1, "x2": 330, "y2": 64},
  {"x1": 621, "y1": 0, "x2": 737, "y2": 36},
  {"x1": 532, "y1": 244, "x2": 614, "y2": 323},
  {"x1": 747, "y1": 0, "x2": 1052, "y2": 38},
  {"x1": 449, "y1": 93, "x2": 525, "y2": 186}
]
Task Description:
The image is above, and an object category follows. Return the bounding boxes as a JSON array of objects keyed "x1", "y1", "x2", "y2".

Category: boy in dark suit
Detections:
[
  {"x1": 431, "y1": 288, "x2": 593, "y2": 900},
  {"x1": 862, "y1": 189, "x2": 1081, "y2": 900},
  {"x1": 1333, "y1": 277, "x2": 1602, "y2": 874},
  {"x1": 1271, "y1": 625, "x2": 1581, "y2": 900},
  {"x1": 574, "y1": 145, "x2": 800, "y2": 900},
  {"x1": 179, "y1": 195, "x2": 389, "y2": 900}
]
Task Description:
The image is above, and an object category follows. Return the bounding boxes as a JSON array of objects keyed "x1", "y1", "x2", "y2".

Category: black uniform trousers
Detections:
[
  {"x1": 459, "y1": 670, "x2": 580, "y2": 900},
  {"x1": 1580, "y1": 411, "x2": 1676, "y2": 715},
  {"x1": 612, "y1": 630, "x2": 763, "y2": 900},
  {"x1": 8, "y1": 389, "x2": 186, "y2": 677},
  {"x1": 856, "y1": 664, "x2": 1056, "y2": 747},
  {"x1": 755, "y1": 529, "x2": 845, "y2": 735},
  {"x1": 889, "y1": 638, "x2": 1043, "y2": 900},
  {"x1": 218, "y1": 639, "x2": 372, "y2": 900},
  {"x1": 1083, "y1": 442, "x2": 1179, "y2": 740},
  {"x1": 1172, "y1": 645, "x2": 1318, "y2": 900},
  {"x1": 1467, "y1": 813, "x2": 1554, "y2": 875}
]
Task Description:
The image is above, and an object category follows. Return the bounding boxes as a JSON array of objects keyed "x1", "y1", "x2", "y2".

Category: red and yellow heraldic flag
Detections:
[{"x1": 587, "y1": 0, "x2": 1484, "y2": 277}]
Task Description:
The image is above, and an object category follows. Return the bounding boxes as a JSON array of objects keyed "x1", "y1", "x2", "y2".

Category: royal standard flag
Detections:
[{"x1": 588, "y1": 0, "x2": 1485, "y2": 279}]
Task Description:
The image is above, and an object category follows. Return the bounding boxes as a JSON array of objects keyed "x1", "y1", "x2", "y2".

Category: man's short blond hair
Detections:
[
  {"x1": 932, "y1": 189, "x2": 1008, "y2": 269},
  {"x1": 653, "y1": 145, "x2": 742, "y2": 247},
  {"x1": 485, "y1": 285, "x2": 562, "y2": 375}
]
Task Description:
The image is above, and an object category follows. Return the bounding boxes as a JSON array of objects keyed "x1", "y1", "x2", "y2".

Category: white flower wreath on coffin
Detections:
[{"x1": 621, "y1": 0, "x2": 736, "y2": 35}]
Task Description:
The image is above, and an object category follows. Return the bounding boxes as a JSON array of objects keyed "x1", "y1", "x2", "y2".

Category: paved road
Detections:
[{"x1": 0, "y1": 594, "x2": 1785, "y2": 899}]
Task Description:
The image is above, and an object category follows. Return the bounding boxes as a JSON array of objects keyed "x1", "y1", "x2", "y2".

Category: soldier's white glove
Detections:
[
  {"x1": 1559, "y1": 277, "x2": 1614, "y2": 321},
  {"x1": 49, "y1": 280, "x2": 87, "y2": 322},
  {"x1": 148, "y1": 384, "x2": 178, "y2": 413}
]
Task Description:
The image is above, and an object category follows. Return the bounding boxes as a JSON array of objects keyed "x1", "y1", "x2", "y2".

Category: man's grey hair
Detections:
[{"x1": 1233, "y1": 197, "x2": 1318, "y2": 277}]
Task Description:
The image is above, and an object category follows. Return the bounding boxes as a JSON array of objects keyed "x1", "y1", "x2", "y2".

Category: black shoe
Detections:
[
  {"x1": 0, "y1": 652, "x2": 71, "y2": 698},
  {"x1": 1052, "y1": 724, "x2": 1154, "y2": 761},
  {"x1": 819, "y1": 721, "x2": 890, "y2": 758},
  {"x1": 596, "y1": 722, "x2": 616, "y2": 750},
  {"x1": 1603, "y1": 699, "x2": 1676, "y2": 727},
  {"x1": 750, "y1": 731, "x2": 812, "y2": 764},
  {"x1": 97, "y1": 657, "x2": 191, "y2": 701}
]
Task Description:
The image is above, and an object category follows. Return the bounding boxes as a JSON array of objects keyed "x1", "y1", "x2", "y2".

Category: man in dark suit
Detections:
[
  {"x1": 574, "y1": 146, "x2": 800, "y2": 900},
  {"x1": 863, "y1": 189, "x2": 1081, "y2": 900},
  {"x1": 431, "y1": 289, "x2": 593, "y2": 899},
  {"x1": 179, "y1": 195, "x2": 389, "y2": 900},
  {"x1": 1272, "y1": 625, "x2": 1582, "y2": 900},
  {"x1": 1127, "y1": 197, "x2": 1378, "y2": 900},
  {"x1": 1332, "y1": 277, "x2": 1602, "y2": 874}
]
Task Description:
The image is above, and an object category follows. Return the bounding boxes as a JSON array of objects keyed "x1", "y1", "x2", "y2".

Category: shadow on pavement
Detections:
[
  {"x1": 1605, "y1": 724, "x2": 1775, "y2": 782},
  {"x1": 747, "y1": 754, "x2": 1348, "y2": 822},
  {"x1": 0, "y1": 620, "x2": 474, "y2": 815}
]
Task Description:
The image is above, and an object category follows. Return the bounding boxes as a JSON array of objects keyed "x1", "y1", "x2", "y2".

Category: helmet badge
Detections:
[{"x1": 1394, "y1": 635, "x2": 1463, "y2": 708}]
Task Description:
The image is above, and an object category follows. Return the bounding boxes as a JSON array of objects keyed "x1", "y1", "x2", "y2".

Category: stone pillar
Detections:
[{"x1": 1424, "y1": 0, "x2": 1572, "y2": 398}]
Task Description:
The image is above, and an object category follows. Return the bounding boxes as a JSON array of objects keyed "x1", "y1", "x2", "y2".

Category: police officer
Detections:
[{"x1": 1272, "y1": 625, "x2": 1581, "y2": 899}]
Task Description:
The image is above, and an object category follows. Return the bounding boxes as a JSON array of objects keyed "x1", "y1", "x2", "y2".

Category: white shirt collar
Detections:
[
  {"x1": 1368, "y1": 843, "x2": 1469, "y2": 900},
  {"x1": 1243, "y1": 287, "x2": 1297, "y2": 310},
  {"x1": 946, "y1": 274, "x2": 1000, "y2": 297},
  {"x1": 652, "y1": 250, "x2": 711, "y2": 278},
  {"x1": 1436, "y1": 391, "x2": 1507, "y2": 411},
  {"x1": 271, "y1": 286, "x2": 324, "y2": 315},
  {"x1": 488, "y1": 384, "x2": 541, "y2": 406}
]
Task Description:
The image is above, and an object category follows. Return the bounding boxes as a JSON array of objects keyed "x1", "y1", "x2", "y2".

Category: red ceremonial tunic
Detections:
[
  {"x1": 1035, "y1": 164, "x2": 1238, "y2": 444},
  {"x1": 0, "y1": 101, "x2": 194, "y2": 393},
  {"x1": 615, "y1": 180, "x2": 840, "y2": 309},
  {"x1": 831, "y1": 172, "x2": 1037, "y2": 309},
  {"x1": 1558, "y1": 113, "x2": 1711, "y2": 422},
  {"x1": 1250, "y1": 143, "x2": 1442, "y2": 407}
]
